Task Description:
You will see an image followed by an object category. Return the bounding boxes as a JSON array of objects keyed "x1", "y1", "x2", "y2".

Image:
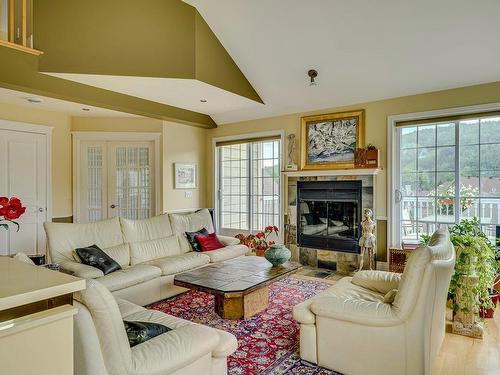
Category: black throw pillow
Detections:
[
  {"x1": 185, "y1": 228, "x2": 209, "y2": 252},
  {"x1": 75, "y1": 244, "x2": 121, "y2": 275},
  {"x1": 124, "y1": 321, "x2": 170, "y2": 347}
]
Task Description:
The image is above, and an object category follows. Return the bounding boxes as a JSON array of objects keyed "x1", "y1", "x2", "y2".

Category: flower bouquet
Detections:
[
  {"x1": 0, "y1": 197, "x2": 27, "y2": 232},
  {"x1": 235, "y1": 226, "x2": 279, "y2": 256}
]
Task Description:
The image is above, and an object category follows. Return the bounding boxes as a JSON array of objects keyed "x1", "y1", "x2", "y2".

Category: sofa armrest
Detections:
[
  {"x1": 216, "y1": 235, "x2": 241, "y2": 246},
  {"x1": 211, "y1": 329, "x2": 238, "y2": 358},
  {"x1": 351, "y1": 270, "x2": 401, "y2": 294},
  {"x1": 59, "y1": 260, "x2": 104, "y2": 279},
  {"x1": 310, "y1": 296, "x2": 402, "y2": 327},
  {"x1": 293, "y1": 299, "x2": 317, "y2": 324},
  {"x1": 132, "y1": 324, "x2": 220, "y2": 374}
]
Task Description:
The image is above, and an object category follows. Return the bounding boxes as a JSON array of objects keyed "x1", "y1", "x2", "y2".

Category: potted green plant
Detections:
[
  {"x1": 419, "y1": 219, "x2": 497, "y2": 319},
  {"x1": 447, "y1": 218, "x2": 496, "y2": 319}
]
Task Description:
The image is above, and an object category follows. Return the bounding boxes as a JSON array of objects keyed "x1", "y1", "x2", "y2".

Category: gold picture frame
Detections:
[{"x1": 300, "y1": 109, "x2": 365, "y2": 170}]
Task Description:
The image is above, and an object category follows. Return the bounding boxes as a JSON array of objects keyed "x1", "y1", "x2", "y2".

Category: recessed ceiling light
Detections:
[
  {"x1": 25, "y1": 97, "x2": 43, "y2": 104},
  {"x1": 82, "y1": 107, "x2": 91, "y2": 111},
  {"x1": 200, "y1": 99, "x2": 207, "y2": 103}
]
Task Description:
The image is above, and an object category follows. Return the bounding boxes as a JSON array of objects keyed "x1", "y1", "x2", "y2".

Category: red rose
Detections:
[
  {"x1": 0, "y1": 197, "x2": 8, "y2": 207},
  {"x1": 0, "y1": 197, "x2": 26, "y2": 220},
  {"x1": 255, "y1": 232, "x2": 265, "y2": 239},
  {"x1": 9, "y1": 197, "x2": 22, "y2": 208},
  {"x1": 273, "y1": 226, "x2": 279, "y2": 232}
]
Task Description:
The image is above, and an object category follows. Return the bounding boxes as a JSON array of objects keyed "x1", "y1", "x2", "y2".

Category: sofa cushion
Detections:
[
  {"x1": 144, "y1": 253, "x2": 210, "y2": 276},
  {"x1": 203, "y1": 244, "x2": 250, "y2": 263},
  {"x1": 103, "y1": 243, "x2": 130, "y2": 268},
  {"x1": 96, "y1": 264, "x2": 161, "y2": 292},
  {"x1": 129, "y1": 235, "x2": 182, "y2": 265},
  {"x1": 293, "y1": 277, "x2": 385, "y2": 324},
  {"x1": 120, "y1": 214, "x2": 173, "y2": 243},
  {"x1": 169, "y1": 209, "x2": 215, "y2": 252},
  {"x1": 44, "y1": 217, "x2": 124, "y2": 264}
]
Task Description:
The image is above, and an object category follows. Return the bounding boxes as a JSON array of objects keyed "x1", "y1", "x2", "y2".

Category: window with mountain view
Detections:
[
  {"x1": 396, "y1": 115, "x2": 500, "y2": 243},
  {"x1": 216, "y1": 138, "x2": 281, "y2": 235}
]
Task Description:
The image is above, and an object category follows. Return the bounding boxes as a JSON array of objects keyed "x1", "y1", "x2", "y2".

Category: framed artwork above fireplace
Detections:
[{"x1": 300, "y1": 110, "x2": 365, "y2": 170}]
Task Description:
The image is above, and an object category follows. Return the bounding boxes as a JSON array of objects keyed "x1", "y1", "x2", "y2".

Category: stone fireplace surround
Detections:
[{"x1": 283, "y1": 168, "x2": 381, "y2": 274}]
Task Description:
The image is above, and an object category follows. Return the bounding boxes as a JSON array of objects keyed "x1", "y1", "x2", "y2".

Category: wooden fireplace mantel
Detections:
[{"x1": 282, "y1": 168, "x2": 382, "y2": 177}]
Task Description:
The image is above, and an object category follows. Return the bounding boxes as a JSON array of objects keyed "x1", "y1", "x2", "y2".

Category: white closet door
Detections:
[
  {"x1": 0, "y1": 129, "x2": 48, "y2": 255},
  {"x1": 108, "y1": 142, "x2": 154, "y2": 220},
  {"x1": 77, "y1": 140, "x2": 154, "y2": 223}
]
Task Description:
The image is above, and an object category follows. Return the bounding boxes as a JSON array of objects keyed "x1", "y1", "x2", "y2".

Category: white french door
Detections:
[
  {"x1": 0, "y1": 127, "x2": 49, "y2": 256},
  {"x1": 76, "y1": 140, "x2": 156, "y2": 223}
]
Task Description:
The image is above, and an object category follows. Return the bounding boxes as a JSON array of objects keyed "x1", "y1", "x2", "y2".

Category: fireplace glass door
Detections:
[
  {"x1": 299, "y1": 200, "x2": 358, "y2": 239},
  {"x1": 297, "y1": 180, "x2": 362, "y2": 253}
]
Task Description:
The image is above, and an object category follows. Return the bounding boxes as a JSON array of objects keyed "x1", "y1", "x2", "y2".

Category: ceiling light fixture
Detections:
[
  {"x1": 25, "y1": 97, "x2": 43, "y2": 104},
  {"x1": 308, "y1": 69, "x2": 318, "y2": 86},
  {"x1": 200, "y1": 99, "x2": 207, "y2": 103},
  {"x1": 82, "y1": 107, "x2": 91, "y2": 111}
]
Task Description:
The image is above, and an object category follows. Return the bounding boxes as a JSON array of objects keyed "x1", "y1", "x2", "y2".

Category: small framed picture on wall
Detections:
[{"x1": 174, "y1": 163, "x2": 197, "y2": 189}]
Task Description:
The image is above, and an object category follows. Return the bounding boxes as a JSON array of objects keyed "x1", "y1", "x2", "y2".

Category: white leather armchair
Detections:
[
  {"x1": 74, "y1": 279, "x2": 237, "y2": 375},
  {"x1": 293, "y1": 228, "x2": 455, "y2": 375}
]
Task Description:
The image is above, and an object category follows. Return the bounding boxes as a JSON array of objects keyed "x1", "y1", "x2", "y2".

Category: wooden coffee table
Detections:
[{"x1": 174, "y1": 256, "x2": 302, "y2": 320}]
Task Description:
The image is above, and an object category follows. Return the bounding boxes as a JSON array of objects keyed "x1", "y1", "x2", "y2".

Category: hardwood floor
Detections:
[{"x1": 433, "y1": 310, "x2": 499, "y2": 375}]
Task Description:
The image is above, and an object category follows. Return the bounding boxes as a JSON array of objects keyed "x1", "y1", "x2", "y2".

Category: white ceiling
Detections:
[
  {"x1": 0, "y1": 87, "x2": 138, "y2": 117},
  {"x1": 184, "y1": 0, "x2": 500, "y2": 124}
]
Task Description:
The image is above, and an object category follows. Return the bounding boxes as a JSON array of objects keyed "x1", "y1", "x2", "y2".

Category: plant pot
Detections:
[
  {"x1": 264, "y1": 244, "x2": 291, "y2": 267},
  {"x1": 255, "y1": 248, "x2": 266, "y2": 257},
  {"x1": 479, "y1": 289, "x2": 499, "y2": 319}
]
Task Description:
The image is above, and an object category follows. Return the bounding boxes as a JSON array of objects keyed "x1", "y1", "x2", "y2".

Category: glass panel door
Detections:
[
  {"x1": 108, "y1": 142, "x2": 153, "y2": 220},
  {"x1": 78, "y1": 140, "x2": 155, "y2": 223}
]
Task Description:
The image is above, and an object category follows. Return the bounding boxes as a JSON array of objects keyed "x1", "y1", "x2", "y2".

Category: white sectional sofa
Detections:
[
  {"x1": 44, "y1": 209, "x2": 250, "y2": 306},
  {"x1": 74, "y1": 279, "x2": 237, "y2": 375}
]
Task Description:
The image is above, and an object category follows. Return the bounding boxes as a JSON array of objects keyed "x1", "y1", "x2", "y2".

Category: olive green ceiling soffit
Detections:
[
  {"x1": 0, "y1": 46, "x2": 216, "y2": 128},
  {"x1": 34, "y1": 0, "x2": 262, "y2": 105}
]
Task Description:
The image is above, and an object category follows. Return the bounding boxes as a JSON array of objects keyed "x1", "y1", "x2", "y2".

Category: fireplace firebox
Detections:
[{"x1": 297, "y1": 180, "x2": 362, "y2": 253}]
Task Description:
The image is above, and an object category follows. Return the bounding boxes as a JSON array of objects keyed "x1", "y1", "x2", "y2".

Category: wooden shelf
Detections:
[
  {"x1": 282, "y1": 168, "x2": 382, "y2": 177},
  {"x1": 0, "y1": 40, "x2": 43, "y2": 56}
]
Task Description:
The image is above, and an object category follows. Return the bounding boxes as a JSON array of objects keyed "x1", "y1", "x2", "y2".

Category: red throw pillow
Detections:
[{"x1": 195, "y1": 233, "x2": 225, "y2": 251}]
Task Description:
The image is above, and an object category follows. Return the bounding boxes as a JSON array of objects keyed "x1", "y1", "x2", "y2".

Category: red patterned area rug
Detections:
[{"x1": 148, "y1": 277, "x2": 342, "y2": 375}]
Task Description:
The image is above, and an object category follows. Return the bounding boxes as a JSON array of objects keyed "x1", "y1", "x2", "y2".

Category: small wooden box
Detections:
[
  {"x1": 389, "y1": 247, "x2": 413, "y2": 273},
  {"x1": 354, "y1": 149, "x2": 380, "y2": 168}
]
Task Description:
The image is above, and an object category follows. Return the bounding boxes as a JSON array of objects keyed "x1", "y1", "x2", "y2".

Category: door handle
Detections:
[
  {"x1": 38, "y1": 207, "x2": 44, "y2": 212},
  {"x1": 110, "y1": 204, "x2": 118, "y2": 209}
]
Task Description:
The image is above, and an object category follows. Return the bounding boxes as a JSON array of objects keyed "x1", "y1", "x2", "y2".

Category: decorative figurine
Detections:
[
  {"x1": 286, "y1": 134, "x2": 298, "y2": 171},
  {"x1": 358, "y1": 208, "x2": 377, "y2": 271}
]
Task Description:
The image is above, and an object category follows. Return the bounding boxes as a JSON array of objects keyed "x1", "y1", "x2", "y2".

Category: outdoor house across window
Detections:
[
  {"x1": 216, "y1": 136, "x2": 281, "y2": 236},
  {"x1": 394, "y1": 113, "x2": 500, "y2": 244}
]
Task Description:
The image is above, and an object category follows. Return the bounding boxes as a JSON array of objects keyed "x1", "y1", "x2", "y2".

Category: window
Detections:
[
  {"x1": 395, "y1": 114, "x2": 500, "y2": 244},
  {"x1": 216, "y1": 137, "x2": 281, "y2": 234},
  {"x1": 0, "y1": 0, "x2": 34, "y2": 48}
]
